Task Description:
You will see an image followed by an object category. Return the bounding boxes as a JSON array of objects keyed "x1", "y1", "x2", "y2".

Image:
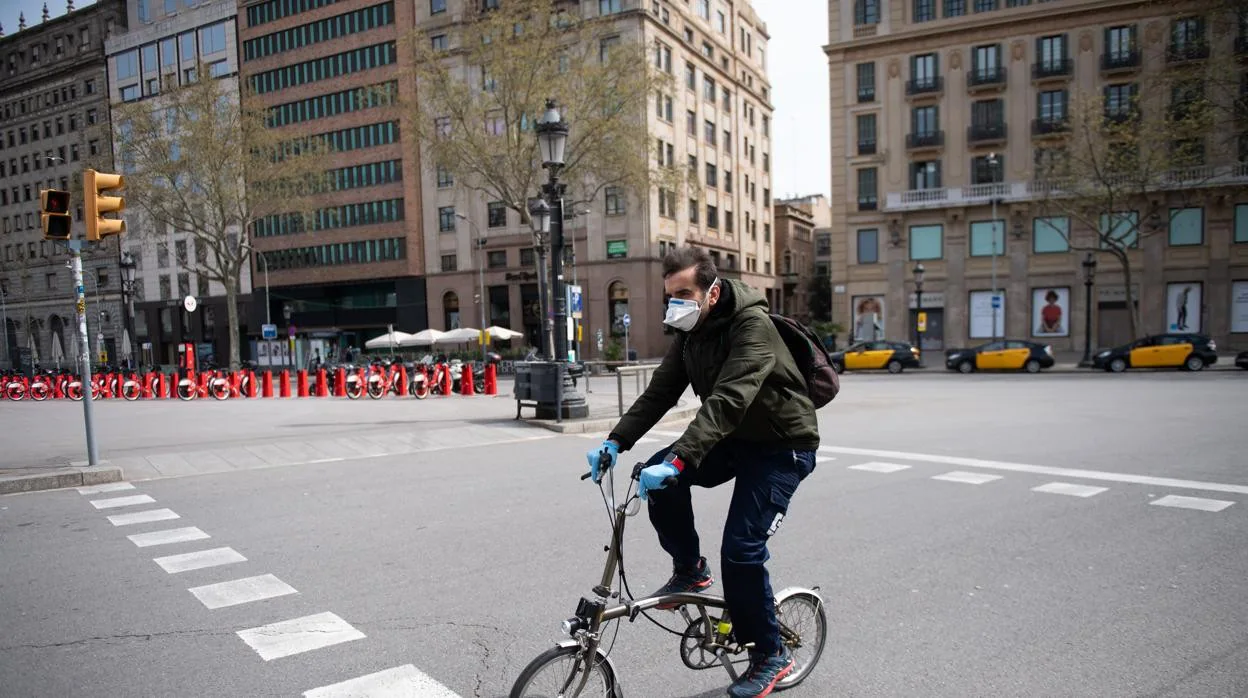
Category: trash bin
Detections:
[
  {"x1": 514, "y1": 361, "x2": 563, "y2": 419},
  {"x1": 627, "y1": 349, "x2": 638, "y2": 362}
]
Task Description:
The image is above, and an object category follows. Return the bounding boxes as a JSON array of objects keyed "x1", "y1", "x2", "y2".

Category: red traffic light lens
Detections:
[{"x1": 43, "y1": 189, "x2": 71, "y2": 214}]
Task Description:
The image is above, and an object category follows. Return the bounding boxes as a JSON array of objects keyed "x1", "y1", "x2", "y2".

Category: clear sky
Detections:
[{"x1": 4, "y1": 0, "x2": 831, "y2": 201}]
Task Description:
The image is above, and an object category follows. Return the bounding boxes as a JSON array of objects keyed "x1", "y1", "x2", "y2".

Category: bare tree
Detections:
[
  {"x1": 402, "y1": 0, "x2": 676, "y2": 222},
  {"x1": 1033, "y1": 1, "x2": 1247, "y2": 339},
  {"x1": 111, "y1": 66, "x2": 327, "y2": 368}
]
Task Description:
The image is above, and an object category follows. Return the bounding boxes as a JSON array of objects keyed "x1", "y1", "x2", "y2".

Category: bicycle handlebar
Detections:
[{"x1": 579, "y1": 451, "x2": 679, "y2": 488}]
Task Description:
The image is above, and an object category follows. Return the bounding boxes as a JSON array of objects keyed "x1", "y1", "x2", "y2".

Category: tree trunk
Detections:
[
  {"x1": 1118, "y1": 250, "x2": 1141, "y2": 340},
  {"x1": 225, "y1": 282, "x2": 241, "y2": 369}
]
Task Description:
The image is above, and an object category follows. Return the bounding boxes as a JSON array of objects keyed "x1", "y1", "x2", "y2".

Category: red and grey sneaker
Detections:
[
  {"x1": 655, "y1": 556, "x2": 714, "y2": 609},
  {"x1": 727, "y1": 647, "x2": 794, "y2": 698}
]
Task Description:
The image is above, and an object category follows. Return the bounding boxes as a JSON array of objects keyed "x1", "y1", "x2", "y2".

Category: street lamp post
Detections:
[
  {"x1": 282, "y1": 303, "x2": 294, "y2": 367},
  {"x1": 988, "y1": 152, "x2": 1002, "y2": 342},
  {"x1": 457, "y1": 213, "x2": 489, "y2": 364},
  {"x1": 1078, "y1": 252, "x2": 1098, "y2": 367},
  {"x1": 257, "y1": 252, "x2": 271, "y2": 327},
  {"x1": 527, "y1": 198, "x2": 553, "y2": 360},
  {"x1": 913, "y1": 262, "x2": 925, "y2": 365},
  {"x1": 0, "y1": 285, "x2": 9, "y2": 368},
  {"x1": 535, "y1": 98, "x2": 587, "y2": 419},
  {"x1": 119, "y1": 251, "x2": 138, "y2": 369}
]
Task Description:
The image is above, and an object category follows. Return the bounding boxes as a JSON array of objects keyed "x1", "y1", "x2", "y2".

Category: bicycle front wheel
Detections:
[
  {"x1": 509, "y1": 645, "x2": 618, "y2": 698},
  {"x1": 774, "y1": 590, "x2": 827, "y2": 690}
]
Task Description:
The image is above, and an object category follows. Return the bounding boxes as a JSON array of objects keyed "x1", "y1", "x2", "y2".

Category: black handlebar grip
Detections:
[
  {"x1": 580, "y1": 471, "x2": 592, "y2": 481},
  {"x1": 662, "y1": 476, "x2": 679, "y2": 487}
]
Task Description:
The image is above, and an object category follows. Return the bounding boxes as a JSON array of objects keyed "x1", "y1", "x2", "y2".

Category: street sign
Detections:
[
  {"x1": 262, "y1": 323, "x2": 278, "y2": 340},
  {"x1": 917, "y1": 312, "x2": 928, "y2": 333},
  {"x1": 991, "y1": 295, "x2": 1002, "y2": 309},
  {"x1": 622, "y1": 313, "x2": 631, "y2": 328},
  {"x1": 567, "y1": 285, "x2": 583, "y2": 320},
  {"x1": 183, "y1": 295, "x2": 198, "y2": 312}
]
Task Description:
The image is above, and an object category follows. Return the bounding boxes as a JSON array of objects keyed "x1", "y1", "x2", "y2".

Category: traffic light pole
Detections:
[{"x1": 66, "y1": 240, "x2": 100, "y2": 466}]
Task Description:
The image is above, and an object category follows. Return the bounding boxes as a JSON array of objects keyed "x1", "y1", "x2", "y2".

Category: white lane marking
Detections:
[
  {"x1": 306, "y1": 457, "x2": 346, "y2": 464},
  {"x1": 933, "y1": 471, "x2": 1003, "y2": 485},
  {"x1": 816, "y1": 456, "x2": 836, "y2": 463},
  {"x1": 90, "y1": 494, "x2": 156, "y2": 509},
  {"x1": 107, "y1": 508, "x2": 180, "y2": 526},
  {"x1": 1033, "y1": 482, "x2": 1108, "y2": 498},
  {"x1": 820, "y1": 446, "x2": 1248, "y2": 496},
  {"x1": 77, "y1": 482, "x2": 135, "y2": 495},
  {"x1": 651, "y1": 430, "x2": 684, "y2": 438},
  {"x1": 849, "y1": 461, "x2": 911, "y2": 474},
  {"x1": 578, "y1": 434, "x2": 659, "y2": 445},
  {"x1": 154, "y1": 547, "x2": 247, "y2": 574},
  {"x1": 237, "y1": 612, "x2": 366, "y2": 661},
  {"x1": 188, "y1": 574, "x2": 298, "y2": 610},
  {"x1": 304, "y1": 664, "x2": 463, "y2": 698},
  {"x1": 128, "y1": 526, "x2": 210, "y2": 548},
  {"x1": 1150, "y1": 495, "x2": 1235, "y2": 513}
]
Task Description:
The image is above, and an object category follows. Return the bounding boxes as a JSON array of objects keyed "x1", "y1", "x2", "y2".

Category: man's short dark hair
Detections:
[{"x1": 662, "y1": 246, "x2": 718, "y2": 291}]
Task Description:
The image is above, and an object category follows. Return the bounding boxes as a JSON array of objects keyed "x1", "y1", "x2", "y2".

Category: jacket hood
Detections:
[{"x1": 696, "y1": 279, "x2": 769, "y2": 334}]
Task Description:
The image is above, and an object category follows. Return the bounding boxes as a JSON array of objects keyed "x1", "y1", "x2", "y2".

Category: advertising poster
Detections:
[
  {"x1": 1166, "y1": 283, "x2": 1202, "y2": 333},
  {"x1": 969, "y1": 290, "x2": 1005, "y2": 339},
  {"x1": 257, "y1": 340, "x2": 271, "y2": 367},
  {"x1": 1032, "y1": 287, "x2": 1070, "y2": 337},
  {"x1": 852, "y1": 295, "x2": 885, "y2": 341},
  {"x1": 1231, "y1": 281, "x2": 1248, "y2": 334}
]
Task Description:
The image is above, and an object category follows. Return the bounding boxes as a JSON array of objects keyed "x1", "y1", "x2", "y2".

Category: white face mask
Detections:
[{"x1": 663, "y1": 278, "x2": 718, "y2": 332}]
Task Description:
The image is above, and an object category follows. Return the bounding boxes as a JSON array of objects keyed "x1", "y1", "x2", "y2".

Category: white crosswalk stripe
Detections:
[
  {"x1": 153, "y1": 547, "x2": 247, "y2": 574},
  {"x1": 1032, "y1": 482, "x2": 1109, "y2": 498},
  {"x1": 304, "y1": 664, "x2": 463, "y2": 698},
  {"x1": 188, "y1": 574, "x2": 297, "y2": 610},
  {"x1": 932, "y1": 471, "x2": 1002, "y2": 485},
  {"x1": 1150, "y1": 495, "x2": 1235, "y2": 512},
  {"x1": 90, "y1": 494, "x2": 156, "y2": 509},
  {"x1": 77, "y1": 482, "x2": 135, "y2": 495},
  {"x1": 849, "y1": 461, "x2": 911, "y2": 474},
  {"x1": 107, "y1": 508, "x2": 180, "y2": 526},
  {"x1": 237, "y1": 612, "x2": 366, "y2": 661},
  {"x1": 128, "y1": 526, "x2": 210, "y2": 548}
]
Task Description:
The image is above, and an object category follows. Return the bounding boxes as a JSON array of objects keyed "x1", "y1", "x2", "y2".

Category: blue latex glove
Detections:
[
  {"x1": 638, "y1": 462, "x2": 680, "y2": 501},
  {"x1": 587, "y1": 440, "x2": 620, "y2": 483}
]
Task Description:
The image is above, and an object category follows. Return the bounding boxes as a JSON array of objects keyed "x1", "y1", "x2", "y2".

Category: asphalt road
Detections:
[{"x1": 2, "y1": 371, "x2": 1247, "y2": 697}]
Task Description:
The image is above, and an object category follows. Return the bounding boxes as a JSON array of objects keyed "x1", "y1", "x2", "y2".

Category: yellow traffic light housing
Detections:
[
  {"x1": 40, "y1": 189, "x2": 72, "y2": 240},
  {"x1": 84, "y1": 169, "x2": 126, "y2": 241}
]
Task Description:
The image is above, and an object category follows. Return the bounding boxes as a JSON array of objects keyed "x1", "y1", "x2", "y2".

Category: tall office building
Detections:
[
  {"x1": 418, "y1": 0, "x2": 774, "y2": 360},
  {"x1": 105, "y1": 0, "x2": 253, "y2": 366},
  {"x1": 238, "y1": 0, "x2": 426, "y2": 363},
  {"x1": 827, "y1": 0, "x2": 1248, "y2": 352},
  {"x1": 0, "y1": 0, "x2": 128, "y2": 370}
]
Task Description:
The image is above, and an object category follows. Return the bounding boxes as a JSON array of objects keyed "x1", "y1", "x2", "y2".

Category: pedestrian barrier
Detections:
[
  {"x1": 484, "y1": 364, "x2": 498, "y2": 395},
  {"x1": 461, "y1": 364, "x2": 475, "y2": 396},
  {"x1": 262, "y1": 371, "x2": 274, "y2": 398},
  {"x1": 297, "y1": 370, "x2": 309, "y2": 398},
  {"x1": 315, "y1": 368, "x2": 329, "y2": 398},
  {"x1": 280, "y1": 370, "x2": 291, "y2": 398}
]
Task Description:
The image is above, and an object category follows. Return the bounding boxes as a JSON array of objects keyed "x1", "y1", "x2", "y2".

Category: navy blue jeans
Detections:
[{"x1": 644, "y1": 439, "x2": 816, "y2": 656}]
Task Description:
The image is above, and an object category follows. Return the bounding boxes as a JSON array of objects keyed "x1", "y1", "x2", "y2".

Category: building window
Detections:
[
  {"x1": 970, "y1": 155, "x2": 1003, "y2": 184},
  {"x1": 441, "y1": 254, "x2": 457, "y2": 272},
  {"x1": 1169, "y1": 207, "x2": 1203, "y2": 246},
  {"x1": 431, "y1": 34, "x2": 448, "y2": 51},
  {"x1": 1037, "y1": 34, "x2": 1068, "y2": 72},
  {"x1": 685, "y1": 62, "x2": 696, "y2": 91},
  {"x1": 1234, "y1": 204, "x2": 1248, "y2": 243},
  {"x1": 974, "y1": 0, "x2": 997, "y2": 12},
  {"x1": 1105, "y1": 25, "x2": 1137, "y2": 62},
  {"x1": 120, "y1": 85, "x2": 139, "y2": 102},
  {"x1": 704, "y1": 119, "x2": 716, "y2": 144},
  {"x1": 686, "y1": 109, "x2": 696, "y2": 133},
  {"x1": 1038, "y1": 89, "x2": 1068, "y2": 122},
  {"x1": 439, "y1": 206, "x2": 456, "y2": 232},
  {"x1": 911, "y1": 104, "x2": 939, "y2": 136},
  {"x1": 602, "y1": 187, "x2": 625, "y2": 215},
  {"x1": 943, "y1": 0, "x2": 965, "y2": 18},
  {"x1": 487, "y1": 201, "x2": 507, "y2": 228},
  {"x1": 1170, "y1": 16, "x2": 1206, "y2": 56},
  {"x1": 910, "y1": 224, "x2": 943, "y2": 260},
  {"x1": 857, "y1": 168, "x2": 878, "y2": 210},
  {"x1": 436, "y1": 165, "x2": 453, "y2": 188},
  {"x1": 969, "y1": 220, "x2": 1005, "y2": 257},
  {"x1": 1100, "y1": 211, "x2": 1140, "y2": 249},
  {"x1": 487, "y1": 250, "x2": 507, "y2": 268},
  {"x1": 854, "y1": 0, "x2": 880, "y2": 25},
  {"x1": 857, "y1": 229, "x2": 879, "y2": 264},
  {"x1": 1033, "y1": 216, "x2": 1070, "y2": 253},
  {"x1": 689, "y1": 198, "x2": 699, "y2": 224},
  {"x1": 520, "y1": 247, "x2": 535, "y2": 266},
  {"x1": 911, "y1": 160, "x2": 942, "y2": 190},
  {"x1": 200, "y1": 22, "x2": 227, "y2": 54},
  {"x1": 705, "y1": 163, "x2": 718, "y2": 188},
  {"x1": 911, "y1": 53, "x2": 939, "y2": 88},
  {"x1": 856, "y1": 62, "x2": 875, "y2": 102},
  {"x1": 431, "y1": 0, "x2": 446, "y2": 14},
  {"x1": 1104, "y1": 83, "x2": 1138, "y2": 120},
  {"x1": 117, "y1": 50, "x2": 139, "y2": 80},
  {"x1": 706, "y1": 205, "x2": 719, "y2": 229},
  {"x1": 914, "y1": 0, "x2": 936, "y2": 22}
]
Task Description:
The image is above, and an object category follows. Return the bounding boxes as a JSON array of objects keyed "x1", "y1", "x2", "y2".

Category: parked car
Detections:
[
  {"x1": 1091, "y1": 333, "x2": 1217, "y2": 372},
  {"x1": 1237, "y1": 351, "x2": 1248, "y2": 370},
  {"x1": 945, "y1": 340, "x2": 1055, "y2": 374},
  {"x1": 830, "y1": 340, "x2": 922, "y2": 374}
]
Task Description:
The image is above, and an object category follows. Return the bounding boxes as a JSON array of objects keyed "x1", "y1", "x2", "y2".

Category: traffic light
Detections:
[
  {"x1": 39, "y1": 189, "x2": 72, "y2": 240},
  {"x1": 84, "y1": 169, "x2": 126, "y2": 241}
]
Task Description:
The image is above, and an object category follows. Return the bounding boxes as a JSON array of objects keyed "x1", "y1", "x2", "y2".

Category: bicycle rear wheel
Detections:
[
  {"x1": 509, "y1": 645, "x2": 619, "y2": 698},
  {"x1": 774, "y1": 590, "x2": 827, "y2": 690}
]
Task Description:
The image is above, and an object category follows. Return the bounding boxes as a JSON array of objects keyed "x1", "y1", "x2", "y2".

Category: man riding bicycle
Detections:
[{"x1": 588, "y1": 246, "x2": 819, "y2": 698}]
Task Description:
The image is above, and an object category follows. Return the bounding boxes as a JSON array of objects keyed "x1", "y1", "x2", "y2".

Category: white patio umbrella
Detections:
[
  {"x1": 27, "y1": 333, "x2": 39, "y2": 364},
  {"x1": 399, "y1": 329, "x2": 445, "y2": 347},
  {"x1": 51, "y1": 333, "x2": 65, "y2": 369},
  {"x1": 364, "y1": 329, "x2": 414, "y2": 350},
  {"x1": 120, "y1": 329, "x2": 133, "y2": 359},
  {"x1": 434, "y1": 327, "x2": 482, "y2": 345},
  {"x1": 484, "y1": 325, "x2": 524, "y2": 341}
]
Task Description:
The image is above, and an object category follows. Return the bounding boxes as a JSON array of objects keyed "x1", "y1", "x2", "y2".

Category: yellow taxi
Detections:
[
  {"x1": 830, "y1": 341, "x2": 922, "y2": 374},
  {"x1": 1091, "y1": 333, "x2": 1217, "y2": 372},
  {"x1": 944, "y1": 340, "x2": 1055, "y2": 373}
]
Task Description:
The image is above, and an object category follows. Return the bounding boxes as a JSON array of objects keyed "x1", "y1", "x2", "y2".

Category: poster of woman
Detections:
[
  {"x1": 852, "y1": 295, "x2": 885, "y2": 341},
  {"x1": 1166, "y1": 283, "x2": 1202, "y2": 333},
  {"x1": 1032, "y1": 287, "x2": 1070, "y2": 337}
]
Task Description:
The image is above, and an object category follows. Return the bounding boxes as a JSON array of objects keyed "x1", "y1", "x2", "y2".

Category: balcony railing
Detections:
[
  {"x1": 967, "y1": 122, "x2": 1007, "y2": 143},
  {"x1": 857, "y1": 140, "x2": 877, "y2": 155},
  {"x1": 1032, "y1": 58, "x2": 1073, "y2": 80},
  {"x1": 1100, "y1": 50, "x2": 1141, "y2": 72},
  {"x1": 967, "y1": 66, "x2": 1007, "y2": 89},
  {"x1": 1167, "y1": 43, "x2": 1210, "y2": 63},
  {"x1": 905, "y1": 76, "x2": 944, "y2": 96},
  {"x1": 906, "y1": 130, "x2": 945, "y2": 149},
  {"x1": 883, "y1": 163, "x2": 1248, "y2": 211},
  {"x1": 857, "y1": 197, "x2": 879, "y2": 212},
  {"x1": 1103, "y1": 110, "x2": 1140, "y2": 126},
  {"x1": 1031, "y1": 117, "x2": 1069, "y2": 136},
  {"x1": 857, "y1": 87, "x2": 875, "y2": 103}
]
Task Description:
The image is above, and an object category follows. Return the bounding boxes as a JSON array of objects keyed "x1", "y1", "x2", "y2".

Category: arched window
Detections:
[
  {"x1": 608, "y1": 281, "x2": 629, "y2": 337},
  {"x1": 443, "y1": 291, "x2": 460, "y2": 330},
  {"x1": 48, "y1": 315, "x2": 66, "y2": 363}
]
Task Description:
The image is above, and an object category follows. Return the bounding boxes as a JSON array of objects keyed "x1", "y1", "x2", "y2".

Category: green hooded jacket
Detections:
[{"x1": 608, "y1": 279, "x2": 821, "y2": 468}]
